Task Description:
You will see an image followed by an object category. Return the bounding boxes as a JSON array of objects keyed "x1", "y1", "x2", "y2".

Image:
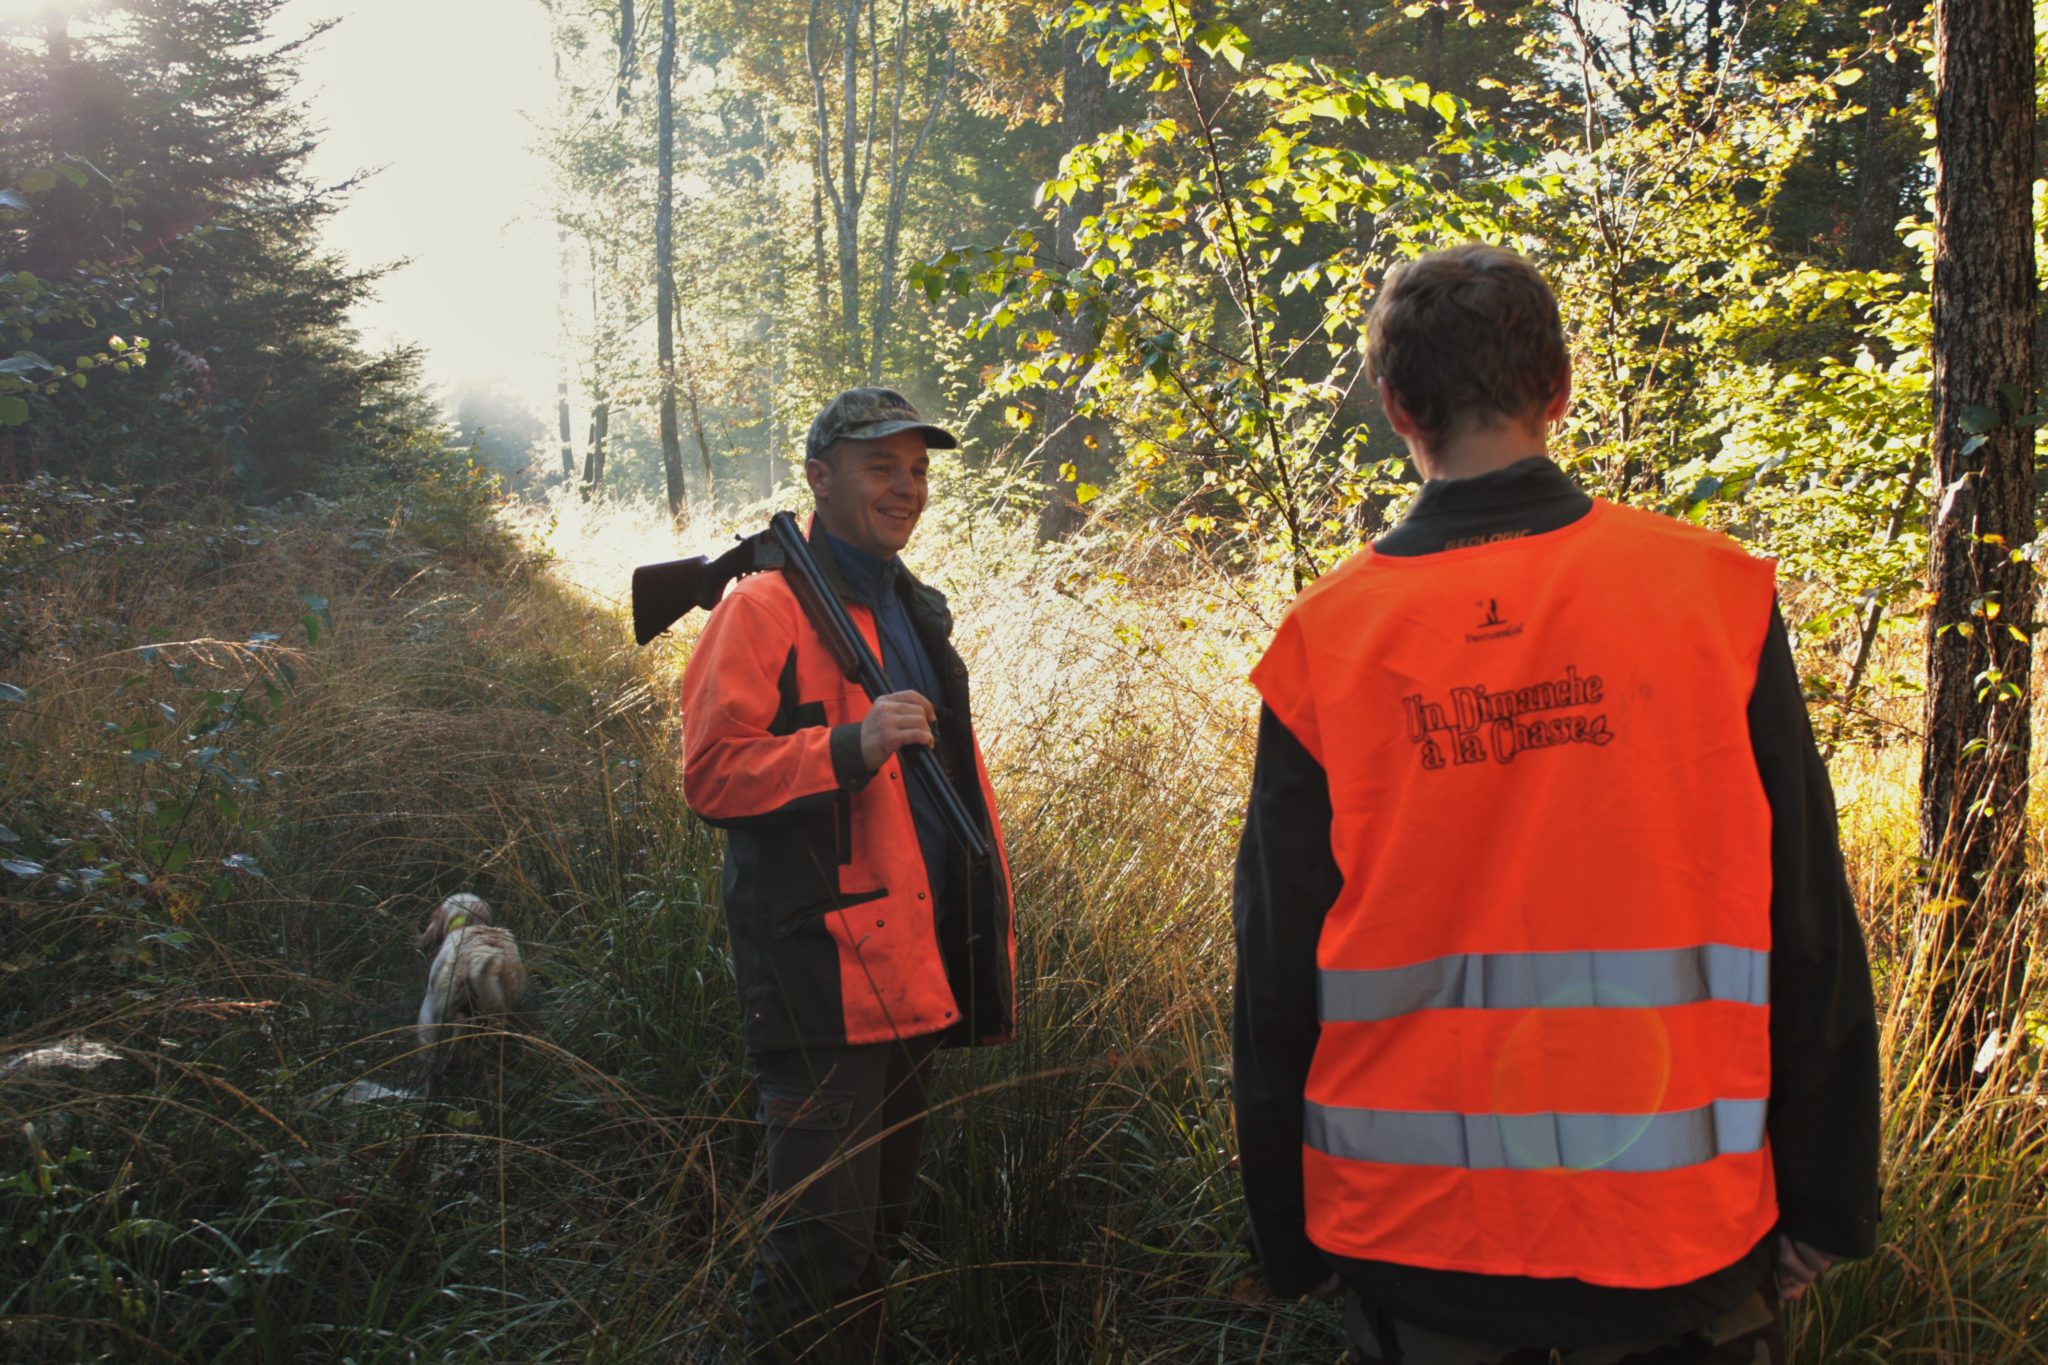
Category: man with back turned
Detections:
[
  {"x1": 679, "y1": 388, "x2": 1014, "y2": 1360},
  {"x1": 1232, "y1": 245, "x2": 1880, "y2": 1363}
]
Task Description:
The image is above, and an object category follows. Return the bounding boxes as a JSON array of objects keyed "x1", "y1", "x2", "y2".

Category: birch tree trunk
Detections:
[
  {"x1": 836, "y1": 0, "x2": 865, "y2": 378},
  {"x1": 556, "y1": 231, "x2": 574, "y2": 478},
  {"x1": 580, "y1": 401, "x2": 608, "y2": 493},
  {"x1": 1918, "y1": 0, "x2": 2036, "y2": 1088},
  {"x1": 656, "y1": 0, "x2": 686, "y2": 521},
  {"x1": 807, "y1": 0, "x2": 948, "y2": 385},
  {"x1": 867, "y1": 0, "x2": 949, "y2": 383}
]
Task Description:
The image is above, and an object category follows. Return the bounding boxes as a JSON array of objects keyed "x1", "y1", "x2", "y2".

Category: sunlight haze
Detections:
[{"x1": 287, "y1": 0, "x2": 558, "y2": 419}]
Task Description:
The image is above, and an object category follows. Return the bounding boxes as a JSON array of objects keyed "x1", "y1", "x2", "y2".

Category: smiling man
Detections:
[{"x1": 678, "y1": 388, "x2": 1014, "y2": 1361}]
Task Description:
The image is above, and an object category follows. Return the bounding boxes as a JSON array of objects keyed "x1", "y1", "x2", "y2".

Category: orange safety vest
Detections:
[
  {"x1": 681, "y1": 527, "x2": 1014, "y2": 1052},
  {"x1": 1250, "y1": 500, "x2": 1778, "y2": 1288}
]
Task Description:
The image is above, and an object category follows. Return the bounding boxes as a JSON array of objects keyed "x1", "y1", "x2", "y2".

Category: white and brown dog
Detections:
[{"x1": 416, "y1": 893, "x2": 528, "y2": 1063}]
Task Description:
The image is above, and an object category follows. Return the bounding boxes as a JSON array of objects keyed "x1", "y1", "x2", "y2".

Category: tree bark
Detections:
[
  {"x1": 869, "y1": 0, "x2": 949, "y2": 384},
  {"x1": 617, "y1": 0, "x2": 636, "y2": 115},
  {"x1": 1918, "y1": 0, "x2": 2036, "y2": 1089},
  {"x1": 29, "y1": 5, "x2": 85, "y2": 279},
  {"x1": 805, "y1": 0, "x2": 945, "y2": 385},
  {"x1": 1848, "y1": 0, "x2": 1928, "y2": 270},
  {"x1": 556, "y1": 218, "x2": 575, "y2": 478},
  {"x1": 811, "y1": 162, "x2": 831, "y2": 326},
  {"x1": 557, "y1": 382, "x2": 574, "y2": 478},
  {"x1": 686, "y1": 370, "x2": 714, "y2": 499},
  {"x1": 838, "y1": 0, "x2": 865, "y2": 377},
  {"x1": 1037, "y1": 24, "x2": 1110, "y2": 539},
  {"x1": 1424, "y1": 3, "x2": 1445, "y2": 97},
  {"x1": 553, "y1": 51, "x2": 575, "y2": 480},
  {"x1": 580, "y1": 401, "x2": 609, "y2": 493},
  {"x1": 656, "y1": 0, "x2": 686, "y2": 521},
  {"x1": 807, "y1": 0, "x2": 867, "y2": 380}
]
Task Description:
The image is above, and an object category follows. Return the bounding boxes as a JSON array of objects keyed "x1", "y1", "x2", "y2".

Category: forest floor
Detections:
[{"x1": 1, "y1": 474, "x2": 2043, "y2": 1362}]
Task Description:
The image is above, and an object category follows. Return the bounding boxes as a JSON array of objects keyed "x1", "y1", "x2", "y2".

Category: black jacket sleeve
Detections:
[
  {"x1": 1232, "y1": 704, "x2": 1344, "y2": 1296},
  {"x1": 1750, "y1": 606, "x2": 1882, "y2": 1258}
]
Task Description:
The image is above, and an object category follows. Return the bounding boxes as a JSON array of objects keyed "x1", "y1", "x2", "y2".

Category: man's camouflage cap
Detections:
[{"x1": 805, "y1": 387, "x2": 959, "y2": 463}]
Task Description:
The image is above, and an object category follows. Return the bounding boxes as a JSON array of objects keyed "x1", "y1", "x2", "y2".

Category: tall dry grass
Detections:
[{"x1": 1, "y1": 472, "x2": 2042, "y2": 1360}]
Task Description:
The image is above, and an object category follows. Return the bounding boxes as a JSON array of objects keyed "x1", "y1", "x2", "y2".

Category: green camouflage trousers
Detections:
[{"x1": 1343, "y1": 1287, "x2": 1784, "y2": 1365}]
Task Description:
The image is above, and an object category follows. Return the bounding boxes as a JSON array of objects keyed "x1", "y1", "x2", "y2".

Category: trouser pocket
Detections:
[{"x1": 756, "y1": 1083, "x2": 855, "y2": 1133}]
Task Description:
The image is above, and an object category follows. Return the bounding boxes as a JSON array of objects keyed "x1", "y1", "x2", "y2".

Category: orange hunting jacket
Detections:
[
  {"x1": 680, "y1": 524, "x2": 1014, "y2": 1054},
  {"x1": 1251, "y1": 500, "x2": 1779, "y2": 1287}
]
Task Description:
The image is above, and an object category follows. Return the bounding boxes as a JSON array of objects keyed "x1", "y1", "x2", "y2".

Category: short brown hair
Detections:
[{"x1": 1365, "y1": 244, "x2": 1568, "y2": 448}]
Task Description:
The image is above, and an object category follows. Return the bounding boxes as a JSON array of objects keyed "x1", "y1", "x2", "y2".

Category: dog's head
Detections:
[{"x1": 418, "y1": 892, "x2": 494, "y2": 955}]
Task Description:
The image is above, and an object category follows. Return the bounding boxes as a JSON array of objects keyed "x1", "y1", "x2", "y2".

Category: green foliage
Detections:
[
  {"x1": 917, "y1": 4, "x2": 1556, "y2": 583},
  {"x1": 0, "y1": 163, "x2": 156, "y2": 429}
]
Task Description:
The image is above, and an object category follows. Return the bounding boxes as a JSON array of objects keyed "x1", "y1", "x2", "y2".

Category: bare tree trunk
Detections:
[
  {"x1": 552, "y1": 42, "x2": 576, "y2": 482},
  {"x1": 837, "y1": 0, "x2": 865, "y2": 378},
  {"x1": 557, "y1": 383, "x2": 574, "y2": 477},
  {"x1": 1038, "y1": 26, "x2": 1109, "y2": 539},
  {"x1": 1919, "y1": 0, "x2": 2036, "y2": 1089},
  {"x1": 800, "y1": 0, "x2": 951, "y2": 388},
  {"x1": 670, "y1": 282, "x2": 716, "y2": 501},
  {"x1": 556, "y1": 235, "x2": 574, "y2": 478},
  {"x1": 811, "y1": 166, "x2": 831, "y2": 325},
  {"x1": 29, "y1": 6, "x2": 84, "y2": 279},
  {"x1": 656, "y1": 0, "x2": 685, "y2": 521},
  {"x1": 1849, "y1": 0, "x2": 1929, "y2": 269},
  {"x1": 686, "y1": 372, "x2": 714, "y2": 500},
  {"x1": 580, "y1": 401, "x2": 609, "y2": 493},
  {"x1": 809, "y1": 0, "x2": 866, "y2": 380},
  {"x1": 1424, "y1": 2, "x2": 1444, "y2": 96},
  {"x1": 617, "y1": 0, "x2": 636, "y2": 114},
  {"x1": 869, "y1": 0, "x2": 949, "y2": 384},
  {"x1": 768, "y1": 349, "x2": 788, "y2": 494}
]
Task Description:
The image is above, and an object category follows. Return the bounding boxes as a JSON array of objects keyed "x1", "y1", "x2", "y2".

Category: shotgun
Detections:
[{"x1": 632, "y1": 511, "x2": 990, "y2": 862}]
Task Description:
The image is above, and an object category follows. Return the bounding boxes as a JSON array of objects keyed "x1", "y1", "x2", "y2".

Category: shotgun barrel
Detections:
[
  {"x1": 630, "y1": 512, "x2": 990, "y2": 862},
  {"x1": 765, "y1": 512, "x2": 989, "y2": 863}
]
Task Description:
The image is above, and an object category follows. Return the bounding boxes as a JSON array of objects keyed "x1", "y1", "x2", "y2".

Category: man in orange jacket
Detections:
[
  {"x1": 680, "y1": 388, "x2": 1014, "y2": 1361},
  {"x1": 1232, "y1": 245, "x2": 1880, "y2": 1364}
]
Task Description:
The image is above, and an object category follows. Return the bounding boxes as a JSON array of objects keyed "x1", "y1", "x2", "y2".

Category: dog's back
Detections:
[
  {"x1": 450, "y1": 924, "x2": 527, "y2": 1020},
  {"x1": 416, "y1": 896, "x2": 528, "y2": 1057}
]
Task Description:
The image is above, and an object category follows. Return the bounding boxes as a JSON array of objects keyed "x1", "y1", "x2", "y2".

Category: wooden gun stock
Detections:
[{"x1": 629, "y1": 534, "x2": 777, "y2": 645}]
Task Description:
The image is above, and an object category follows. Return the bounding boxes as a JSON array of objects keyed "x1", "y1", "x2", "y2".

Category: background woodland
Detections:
[{"x1": 2, "y1": 0, "x2": 2045, "y2": 1359}]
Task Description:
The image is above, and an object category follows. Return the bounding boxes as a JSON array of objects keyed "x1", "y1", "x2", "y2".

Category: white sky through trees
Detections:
[{"x1": 286, "y1": 0, "x2": 558, "y2": 420}]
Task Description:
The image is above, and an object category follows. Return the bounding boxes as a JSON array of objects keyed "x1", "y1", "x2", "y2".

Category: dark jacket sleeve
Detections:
[
  {"x1": 1750, "y1": 606, "x2": 1882, "y2": 1258},
  {"x1": 1233, "y1": 704, "x2": 1344, "y2": 1296}
]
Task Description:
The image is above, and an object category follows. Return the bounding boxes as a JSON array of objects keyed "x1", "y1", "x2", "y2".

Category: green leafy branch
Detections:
[{"x1": 913, "y1": 2, "x2": 1553, "y2": 583}]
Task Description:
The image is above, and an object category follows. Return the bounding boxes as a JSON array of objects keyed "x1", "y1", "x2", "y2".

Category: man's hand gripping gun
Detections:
[{"x1": 632, "y1": 510, "x2": 990, "y2": 862}]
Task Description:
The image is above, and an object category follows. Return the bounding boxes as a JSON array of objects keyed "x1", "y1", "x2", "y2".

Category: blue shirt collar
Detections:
[{"x1": 823, "y1": 532, "x2": 899, "y2": 607}]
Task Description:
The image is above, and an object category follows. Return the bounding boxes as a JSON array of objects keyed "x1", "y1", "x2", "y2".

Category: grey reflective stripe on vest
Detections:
[
  {"x1": 1304, "y1": 1097, "x2": 1767, "y2": 1173},
  {"x1": 1319, "y1": 944, "x2": 1768, "y2": 1022}
]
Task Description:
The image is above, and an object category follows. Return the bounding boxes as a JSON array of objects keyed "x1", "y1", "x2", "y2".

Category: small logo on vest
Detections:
[
  {"x1": 1445, "y1": 528, "x2": 1533, "y2": 551},
  {"x1": 1403, "y1": 665, "x2": 1615, "y2": 770},
  {"x1": 1467, "y1": 598, "x2": 1524, "y2": 645}
]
